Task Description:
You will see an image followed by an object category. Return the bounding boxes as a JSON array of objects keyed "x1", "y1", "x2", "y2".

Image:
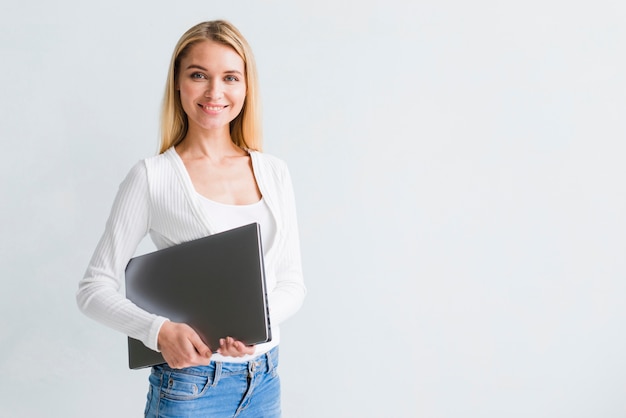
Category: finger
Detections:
[
  {"x1": 218, "y1": 337, "x2": 229, "y2": 348},
  {"x1": 217, "y1": 337, "x2": 234, "y2": 355},
  {"x1": 227, "y1": 337, "x2": 242, "y2": 353},
  {"x1": 228, "y1": 338, "x2": 255, "y2": 356},
  {"x1": 217, "y1": 337, "x2": 236, "y2": 355},
  {"x1": 188, "y1": 331, "x2": 212, "y2": 360}
]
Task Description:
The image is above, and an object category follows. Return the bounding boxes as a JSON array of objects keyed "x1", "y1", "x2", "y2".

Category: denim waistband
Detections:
[{"x1": 152, "y1": 346, "x2": 279, "y2": 378}]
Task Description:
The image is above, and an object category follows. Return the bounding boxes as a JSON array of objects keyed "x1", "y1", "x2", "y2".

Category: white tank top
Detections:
[{"x1": 196, "y1": 194, "x2": 276, "y2": 253}]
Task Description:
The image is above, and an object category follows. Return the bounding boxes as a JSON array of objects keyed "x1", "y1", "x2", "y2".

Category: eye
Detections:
[
  {"x1": 190, "y1": 72, "x2": 206, "y2": 80},
  {"x1": 224, "y1": 75, "x2": 239, "y2": 82}
]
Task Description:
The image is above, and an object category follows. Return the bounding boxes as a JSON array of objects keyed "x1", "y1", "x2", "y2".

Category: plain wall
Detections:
[{"x1": 1, "y1": 1, "x2": 625, "y2": 417}]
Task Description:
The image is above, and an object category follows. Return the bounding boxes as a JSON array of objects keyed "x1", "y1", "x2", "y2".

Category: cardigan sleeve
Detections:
[
  {"x1": 266, "y1": 162, "x2": 307, "y2": 325},
  {"x1": 76, "y1": 161, "x2": 168, "y2": 351}
]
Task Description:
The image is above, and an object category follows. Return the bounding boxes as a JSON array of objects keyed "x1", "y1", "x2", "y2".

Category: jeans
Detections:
[{"x1": 144, "y1": 347, "x2": 280, "y2": 417}]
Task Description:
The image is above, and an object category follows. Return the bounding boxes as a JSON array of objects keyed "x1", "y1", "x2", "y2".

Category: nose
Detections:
[{"x1": 204, "y1": 79, "x2": 223, "y2": 99}]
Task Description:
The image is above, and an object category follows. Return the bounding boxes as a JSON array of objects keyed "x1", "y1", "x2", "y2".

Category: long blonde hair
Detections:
[{"x1": 159, "y1": 20, "x2": 262, "y2": 153}]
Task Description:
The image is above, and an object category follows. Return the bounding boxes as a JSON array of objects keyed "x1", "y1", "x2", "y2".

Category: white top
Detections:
[
  {"x1": 197, "y1": 195, "x2": 276, "y2": 252},
  {"x1": 76, "y1": 147, "x2": 306, "y2": 362}
]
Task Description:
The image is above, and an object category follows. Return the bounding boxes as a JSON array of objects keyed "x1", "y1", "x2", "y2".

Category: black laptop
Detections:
[{"x1": 125, "y1": 223, "x2": 272, "y2": 369}]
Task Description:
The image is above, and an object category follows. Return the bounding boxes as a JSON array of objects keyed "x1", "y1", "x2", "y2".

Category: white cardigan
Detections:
[{"x1": 77, "y1": 147, "x2": 306, "y2": 354}]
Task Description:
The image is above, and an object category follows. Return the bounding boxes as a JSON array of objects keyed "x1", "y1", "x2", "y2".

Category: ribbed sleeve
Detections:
[
  {"x1": 76, "y1": 161, "x2": 168, "y2": 351},
  {"x1": 254, "y1": 155, "x2": 307, "y2": 325}
]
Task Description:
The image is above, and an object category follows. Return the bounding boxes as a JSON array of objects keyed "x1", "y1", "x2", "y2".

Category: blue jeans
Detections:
[{"x1": 144, "y1": 347, "x2": 280, "y2": 417}]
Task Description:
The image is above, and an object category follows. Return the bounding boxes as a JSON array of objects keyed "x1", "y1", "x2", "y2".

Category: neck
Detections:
[{"x1": 176, "y1": 125, "x2": 244, "y2": 160}]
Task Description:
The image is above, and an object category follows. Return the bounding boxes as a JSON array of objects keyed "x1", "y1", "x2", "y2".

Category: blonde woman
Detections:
[{"x1": 77, "y1": 20, "x2": 306, "y2": 417}]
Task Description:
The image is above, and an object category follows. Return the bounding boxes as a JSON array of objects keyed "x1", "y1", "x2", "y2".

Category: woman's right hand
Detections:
[{"x1": 157, "y1": 320, "x2": 213, "y2": 369}]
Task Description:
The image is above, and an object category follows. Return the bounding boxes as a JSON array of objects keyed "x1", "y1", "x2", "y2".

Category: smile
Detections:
[{"x1": 200, "y1": 104, "x2": 227, "y2": 111}]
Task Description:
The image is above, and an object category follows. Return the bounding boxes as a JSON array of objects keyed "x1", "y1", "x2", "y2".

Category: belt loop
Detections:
[
  {"x1": 265, "y1": 350, "x2": 274, "y2": 373},
  {"x1": 211, "y1": 361, "x2": 222, "y2": 387}
]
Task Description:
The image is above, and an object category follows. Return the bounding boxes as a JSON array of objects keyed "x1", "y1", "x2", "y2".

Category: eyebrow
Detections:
[{"x1": 185, "y1": 64, "x2": 243, "y2": 75}]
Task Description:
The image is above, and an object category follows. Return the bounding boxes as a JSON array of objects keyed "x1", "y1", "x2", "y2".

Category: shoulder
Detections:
[
  {"x1": 122, "y1": 159, "x2": 148, "y2": 184},
  {"x1": 137, "y1": 148, "x2": 179, "y2": 180},
  {"x1": 121, "y1": 149, "x2": 175, "y2": 189},
  {"x1": 143, "y1": 148, "x2": 174, "y2": 169}
]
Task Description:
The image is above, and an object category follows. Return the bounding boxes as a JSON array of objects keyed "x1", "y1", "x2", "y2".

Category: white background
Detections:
[{"x1": 1, "y1": 1, "x2": 625, "y2": 417}]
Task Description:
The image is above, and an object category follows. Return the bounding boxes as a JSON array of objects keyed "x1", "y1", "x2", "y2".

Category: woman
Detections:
[{"x1": 77, "y1": 20, "x2": 306, "y2": 417}]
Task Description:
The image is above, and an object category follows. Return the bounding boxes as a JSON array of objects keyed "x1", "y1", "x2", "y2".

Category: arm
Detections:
[
  {"x1": 76, "y1": 161, "x2": 246, "y2": 366},
  {"x1": 267, "y1": 163, "x2": 307, "y2": 324},
  {"x1": 76, "y1": 161, "x2": 168, "y2": 351}
]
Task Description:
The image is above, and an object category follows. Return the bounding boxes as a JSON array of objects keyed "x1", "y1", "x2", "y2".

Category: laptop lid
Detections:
[{"x1": 124, "y1": 223, "x2": 271, "y2": 369}]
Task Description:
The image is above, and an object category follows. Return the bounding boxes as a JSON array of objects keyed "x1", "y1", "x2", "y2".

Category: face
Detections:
[{"x1": 177, "y1": 40, "x2": 246, "y2": 136}]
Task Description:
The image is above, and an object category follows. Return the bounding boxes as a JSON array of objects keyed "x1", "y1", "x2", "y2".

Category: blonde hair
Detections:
[{"x1": 159, "y1": 20, "x2": 262, "y2": 153}]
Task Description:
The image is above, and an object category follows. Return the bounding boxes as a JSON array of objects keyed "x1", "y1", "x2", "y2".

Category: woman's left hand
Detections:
[{"x1": 217, "y1": 336, "x2": 255, "y2": 357}]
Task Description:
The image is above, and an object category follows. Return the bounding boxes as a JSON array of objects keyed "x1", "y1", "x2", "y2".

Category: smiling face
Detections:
[{"x1": 176, "y1": 40, "x2": 247, "y2": 138}]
